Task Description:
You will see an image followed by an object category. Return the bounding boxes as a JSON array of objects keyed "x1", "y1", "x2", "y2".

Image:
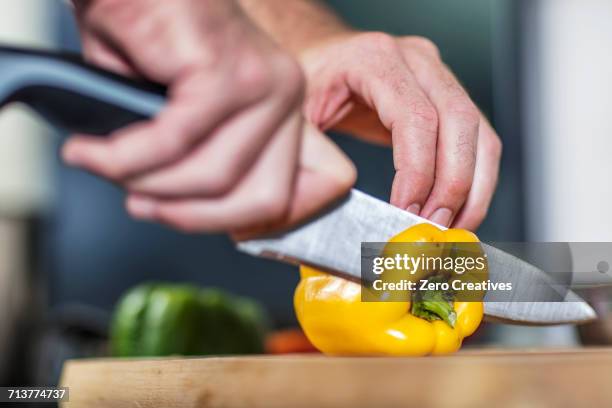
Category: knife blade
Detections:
[{"x1": 238, "y1": 190, "x2": 596, "y2": 325}]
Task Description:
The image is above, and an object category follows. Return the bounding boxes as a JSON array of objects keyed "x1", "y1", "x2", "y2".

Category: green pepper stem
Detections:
[{"x1": 411, "y1": 277, "x2": 457, "y2": 328}]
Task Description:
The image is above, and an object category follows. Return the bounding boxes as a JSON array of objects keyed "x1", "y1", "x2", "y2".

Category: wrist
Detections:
[
  {"x1": 297, "y1": 22, "x2": 354, "y2": 50},
  {"x1": 297, "y1": 29, "x2": 361, "y2": 84},
  {"x1": 295, "y1": 26, "x2": 355, "y2": 62}
]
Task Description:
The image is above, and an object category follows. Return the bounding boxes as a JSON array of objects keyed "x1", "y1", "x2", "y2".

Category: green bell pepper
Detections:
[{"x1": 110, "y1": 283, "x2": 268, "y2": 357}]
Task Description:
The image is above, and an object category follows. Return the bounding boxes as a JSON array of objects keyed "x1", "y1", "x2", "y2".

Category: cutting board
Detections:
[{"x1": 60, "y1": 348, "x2": 612, "y2": 408}]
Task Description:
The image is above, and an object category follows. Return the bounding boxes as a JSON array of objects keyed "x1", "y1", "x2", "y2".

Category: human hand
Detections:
[
  {"x1": 64, "y1": 0, "x2": 355, "y2": 234},
  {"x1": 300, "y1": 32, "x2": 502, "y2": 231}
]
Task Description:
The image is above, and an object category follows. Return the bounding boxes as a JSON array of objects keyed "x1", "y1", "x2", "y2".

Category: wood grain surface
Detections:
[{"x1": 60, "y1": 348, "x2": 612, "y2": 408}]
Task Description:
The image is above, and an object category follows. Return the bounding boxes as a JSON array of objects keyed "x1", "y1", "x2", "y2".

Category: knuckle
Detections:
[
  {"x1": 446, "y1": 98, "x2": 480, "y2": 125},
  {"x1": 357, "y1": 31, "x2": 399, "y2": 54},
  {"x1": 406, "y1": 100, "x2": 439, "y2": 133},
  {"x1": 443, "y1": 176, "x2": 472, "y2": 200},
  {"x1": 188, "y1": 46, "x2": 224, "y2": 71},
  {"x1": 408, "y1": 36, "x2": 440, "y2": 58},
  {"x1": 235, "y1": 53, "x2": 273, "y2": 93}
]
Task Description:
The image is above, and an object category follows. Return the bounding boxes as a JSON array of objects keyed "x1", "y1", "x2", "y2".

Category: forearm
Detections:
[{"x1": 238, "y1": 0, "x2": 352, "y2": 57}]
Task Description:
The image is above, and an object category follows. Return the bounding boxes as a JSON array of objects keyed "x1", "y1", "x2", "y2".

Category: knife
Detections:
[
  {"x1": 238, "y1": 190, "x2": 597, "y2": 325},
  {"x1": 0, "y1": 45, "x2": 597, "y2": 325}
]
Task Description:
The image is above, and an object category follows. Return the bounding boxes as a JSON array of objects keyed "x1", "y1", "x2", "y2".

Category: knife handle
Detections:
[{"x1": 0, "y1": 46, "x2": 167, "y2": 135}]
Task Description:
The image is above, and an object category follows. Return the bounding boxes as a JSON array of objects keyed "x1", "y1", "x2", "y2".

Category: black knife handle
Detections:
[{"x1": 0, "y1": 46, "x2": 167, "y2": 135}]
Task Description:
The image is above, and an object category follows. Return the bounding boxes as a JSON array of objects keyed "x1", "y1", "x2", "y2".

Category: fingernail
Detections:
[
  {"x1": 407, "y1": 203, "x2": 421, "y2": 215},
  {"x1": 127, "y1": 196, "x2": 157, "y2": 220},
  {"x1": 430, "y1": 208, "x2": 453, "y2": 227}
]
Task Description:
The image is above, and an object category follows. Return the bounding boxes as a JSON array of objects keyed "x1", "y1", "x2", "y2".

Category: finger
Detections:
[
  {"x1": 124, "y1": 92, "x2": 297, "y2": 197},
  {"x1": 347, "y1": 58, "x2": 438, "y2": 213},
  {"x1": 452, "y1": 118, "x2": 502, "y2": 231},
  {"x1": 62, "y1": 70, "x2": 261, "y2": 180},
  {"x1": 331, "y1": 100, "x2": 391, "y2": 145},
  {"x1": 79, "y1": 30, "x2": 135, "y2": 77},
  {"x1": 125, "y1": 113, "x2": 302, "y2": 232},
  {"x1": 280, "y1": 124, "x2": 357, "y2": 225},
  {"x1": 303, "y1": 72, "x2": 390, "y2": 143},
  {"x1": 304, "y1": 82, "x2": 352, "y2": 130},
  {"x1": 405, "y1": 53, "x2": 480, "y2": 226},
  {"x1": 232, "y1": 124, "x2": 357, "y2": 239}
]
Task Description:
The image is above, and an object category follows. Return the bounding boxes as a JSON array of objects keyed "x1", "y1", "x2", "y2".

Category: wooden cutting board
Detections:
[{"x1": 60, "y1": 348, "x2": 612, "y2": 408}]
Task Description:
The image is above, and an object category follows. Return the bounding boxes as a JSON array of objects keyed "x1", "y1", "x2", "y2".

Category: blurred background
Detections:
[{"x1": 0, "y1": 0, "x2": 611, "y2": 386}]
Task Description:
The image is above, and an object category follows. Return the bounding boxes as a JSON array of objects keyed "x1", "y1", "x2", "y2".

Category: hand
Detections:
[
  {"x1": 64, "y1": 0, "x2": 356, "y2": 234},
  {"x1": 300, "y1": 32, "x2": 502, "y2": 230}
]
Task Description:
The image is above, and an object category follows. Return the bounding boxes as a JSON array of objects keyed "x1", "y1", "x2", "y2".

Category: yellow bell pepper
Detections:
[{"x1": 293, "y1": 223, "x2": 485, "y2": 356}]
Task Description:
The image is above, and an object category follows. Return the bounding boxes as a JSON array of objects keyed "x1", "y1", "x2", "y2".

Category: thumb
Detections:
[
  {"x1": 291, "y1": 122, "x2": 357, "y2": 221},
  {"x1": 232, "y1": 123, "x2": 356, "y2": 240}
]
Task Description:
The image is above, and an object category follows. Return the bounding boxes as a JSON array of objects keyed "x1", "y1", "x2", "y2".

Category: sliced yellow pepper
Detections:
[{"x1": 294, "y1": 223, "x2": 485, "y2": 356}]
